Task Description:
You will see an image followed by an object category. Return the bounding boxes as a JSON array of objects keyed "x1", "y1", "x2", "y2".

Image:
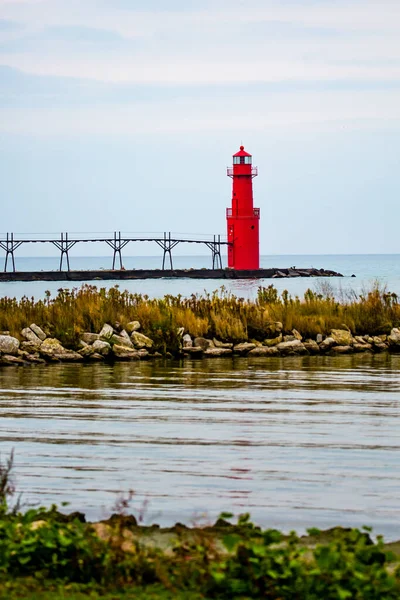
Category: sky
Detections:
[{"x1": 0, "y1": 0, "x2": 399, "y2": 256}]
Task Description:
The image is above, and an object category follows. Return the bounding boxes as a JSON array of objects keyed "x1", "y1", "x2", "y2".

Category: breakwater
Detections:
[{"x1": 0, "y1": 266, "x2": 343, "y2": 282}]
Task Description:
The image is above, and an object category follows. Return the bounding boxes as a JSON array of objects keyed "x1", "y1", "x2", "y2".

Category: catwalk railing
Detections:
[{"x1": 0, "y1": 232, "x2": 229, "y2": 272}]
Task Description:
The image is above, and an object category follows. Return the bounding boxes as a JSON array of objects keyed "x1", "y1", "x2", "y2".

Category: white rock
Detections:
[
  {"x1": 29, "y1": 324, "x2": 46, "y2": 341},
  {"x1": 0, "y1": 335, "x2": 20, "y2": 355},
  {"x1": 92, "y1": 340, "x2": 111, "y2": 356},
  {"x1": 99, "y1": 324, "x2": 114, "y2": 340},
  {"x1": 21, "y1": 328, "x2": 42, "y2": 345}
]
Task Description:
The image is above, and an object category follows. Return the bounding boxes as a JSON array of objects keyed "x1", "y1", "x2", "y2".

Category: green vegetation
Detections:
[
  {"x1": 0, "y1": 283, "x2": 399, "y2": 351},
  {"x1": 0, "y1": 454, "x2": 400, "y2": 599}
]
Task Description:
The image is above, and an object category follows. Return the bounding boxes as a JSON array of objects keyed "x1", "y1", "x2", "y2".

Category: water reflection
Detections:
[{"x1": 0, "y1": 355, "x2": 399, "y2": 539}]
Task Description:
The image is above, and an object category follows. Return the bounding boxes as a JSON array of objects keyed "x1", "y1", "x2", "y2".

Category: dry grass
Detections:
[{"x1": 0, "y1": 283, "x2": 398, "y2": 351}]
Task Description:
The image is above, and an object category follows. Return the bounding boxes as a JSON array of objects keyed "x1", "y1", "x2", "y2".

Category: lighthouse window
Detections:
[{"x1": 233, "y1": 156, "x2": 252, "y2": 165}]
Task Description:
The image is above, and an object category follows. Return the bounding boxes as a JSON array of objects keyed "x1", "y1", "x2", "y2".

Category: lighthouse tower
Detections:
[{"x1": 226, "y1": 146, "x2": 260, "y2": 269}]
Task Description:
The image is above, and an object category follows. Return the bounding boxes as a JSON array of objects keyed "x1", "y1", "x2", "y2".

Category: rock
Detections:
[
  {"x1": 112, "y1": 344, "x2": 141, "y2": 359},
  {"x1": 283, "y1": 335, "x2": 296, "y2": 343},
  {"x1": 329, "y1": 345, "x2": 353, "y2": 354},
  {"x1": 316, "y1": 334, "x2": 323, "y2": 344},
  {"x1": 276, "y1": 340, "x2": 308, "y2": 355},
  {"x1": 99, "y1": 323, "x2": 114, "y2": 340},
  {"x1": 29, "y1": 324, "x2": 46, "y2": 341},
  {"x1": 54, "y1": 351, "x2": 83, "y2": 362},
  {"x1": 182, "y1": 334, "x2": 193, "y2": 348},
  {"x1": 137, "y1": 349, "x2": 150, "y2": 359},
  {"x1": 79, "y1": 345, "x2": 96, "y2": 358},
  {"x1": 126, "y1": 321, "x2": 141, "y2": 334},
  {"x1": 0, "y1": 354, "x2": 26, "y2": 365},
  {"x1": 264, "y1": 334, "x2": 282, "y2": 347},
  {"x1": 319, "y1": 337, "x2": 336, "y2": 352},
  {"x1": 213, "y1": 338, "x2": 233, "y2": 348},
  {"x1": 182, "y1": 346, "x2": 203, "y2": 356},
  {"x1": 81, "y1": 332, "x2": 100, "y2": 344},
  {"x1": 39, "y1": 338, "x2": 66, "y2": 357},
  {"x1": 92, "y1": 340, "x2": 111, "y2": 356},
  {"x1": 374, "y1": 342, "x2": 388, "y2": 352},
  {"x1": 21, "y1": 328, "x2": 43, "y2": 344},
  {"x1": 0, "y1": 335, "x2": 20, "y2": 355},
  {"x1": 89, "y1": 353, "x2": 105, "y2": 361},
  {"x1": 353, "y1": 343, "x2": 372, "y2": 353},
  {"x1": 292, "y1": 329, "x2": 303, "y2": 341},
  {"x1": 354, "y1": 336, "x2": 367, "y2": 344},
  {"x1": 110, "y1": 333, "x2": 133, "y2": 348},
  {"x1": 204, "y1": 348, "x2": 232, "y2": 357},
  {"x1": 233, "y1": 342, "x2": 256, "y2": 355},
  {"x1": 131, "y1": 332, "x2": 154, "y2": 349},
  {"x1": 25, "y1": 354, "x2": 46, "y2": 364},
  {"x1": 248, "y1": 346, "x2": 279, "y2": 356},
  {"x1": 330, "y1": 329, "x2": 353, "y2": 346},
  {"x1": 388, "y1": 328, "x2": 400, "y2": 347},
  {"x1": 21, "y1": 341, "x2": 41, "y2": 353},
  {"x1": 303, "y1": 340, "x2": 320, "y2": 354},
  {"x1": 265, "y1": 321, "x2": 283, "y2": 338},
  {"x1": 194, "y1": 337, "x2": 214, "y2": 350}
]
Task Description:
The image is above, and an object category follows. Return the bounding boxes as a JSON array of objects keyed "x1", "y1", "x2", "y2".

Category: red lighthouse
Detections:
[{"x1": 226, "y1": 146, "x2": 260, "y2": 269}]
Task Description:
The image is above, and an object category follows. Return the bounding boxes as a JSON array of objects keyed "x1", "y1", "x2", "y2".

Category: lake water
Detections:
[
  {"x1": 0, "y1": 354, "x2": 399, "y2": 540},
  {"x1": 0, "y1": 253, "x2": 400, "y2": 300}
]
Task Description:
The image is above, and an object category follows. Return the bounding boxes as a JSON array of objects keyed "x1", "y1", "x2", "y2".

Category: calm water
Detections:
[
  {"x1": 0, "y1": 355, "x2": 399, "y2": 539},
  {"x1": 1, "y1": 253, "x2": 400, "y2": 300}
]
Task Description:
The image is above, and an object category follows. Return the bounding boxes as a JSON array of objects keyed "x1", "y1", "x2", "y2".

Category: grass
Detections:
[{"x1": 0, "y1": 282, "x2": 399, "y2": 351}]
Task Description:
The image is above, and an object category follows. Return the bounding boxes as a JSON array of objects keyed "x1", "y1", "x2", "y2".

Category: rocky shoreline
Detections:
[{"x1": 1, "y1": 320, "x2": 399, "y2": 366}]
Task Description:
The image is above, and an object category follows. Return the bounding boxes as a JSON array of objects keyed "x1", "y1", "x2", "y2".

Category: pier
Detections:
[{"x1": 0, "y1": 231, "x2": 226, "y2": 273}]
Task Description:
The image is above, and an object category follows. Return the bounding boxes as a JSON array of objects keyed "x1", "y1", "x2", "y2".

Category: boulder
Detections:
[
  {"x1": 137, "y1": 349, "x2": 150, "y2": 359},
  {"x1": 99, "y1": 324, "x2": 114, "y2": 340},
  {"x1": 112, "y1": 344, "x2": 141, "y2": 360},
  {"x1": 213, "y1": 338, "x2": 233, "y2": 349},
  {"x1": 264, "y1": 334, "x2": 282, "y2": 347},
  {"x1": 25, "y1": 354, "x2": 46, "y2": 364},
  {"x1": 20, "y1": 341, "x2": 41, "y2": 353},
  {"x1": 39, "y1": 338, "x2": 66, "y2": 357},
  {"x1": 21, "y1": 328, "x2": 42, "y2": 345},
  {"x1": 330, "y1": 329, "x2": 353, "y2": 346},
  {"x1": 81, "y1": 332, "x2": 100, "y2": 344},
  {"x1": 248, "y1": 346, "x2": 279, "y2": 357},
  {"x1": 182, "y1": 347, "x2": 203, "y2": 356},
  {"x1": 204, "y1": 347, "x2": 232, "y2": 357},
  {"x1": 131, "y1": 332, "x2": 154, "y2": 349},
  {"x1": 0, "y1": 335, "x2": 20, "y2": 355},
  {"x1": 329, "y1": 345, "x2": 353, "y2": 354},
  {"x1": 0, "y1": 354, "x2": 26, "y2": 365},
  {"x1": 319, "y1": 337, "x2": 336, "y2": 352},
  {"x1": 79, "y1": 345, "x2": 96, "y2": 358},
  {"x1": 265, "y1": 321, "x2": 283, "y2": 338},
  {"x1": 316, "y1": 333, "x2": 323, "y2": 344},
  {"x1": 233, "y1": 342, "x2": 256, "y2": 355},
  {"x1": 194, "y1": 337, "x2": 214, "y2": 350},
  {"x1": 29, "y1": 324, "x2": 46, "y2": 341},
  {"x1": 283, "y1": 335, "x2": 296, "y2": 343},
  {"x1": 110, "y1": 333, "x2": 133, "y2": 348},
  {"x1": 353, "y1": 343, "x2": 372, "y2": 353},
  {"x1": 374, "y1": 342, "x2": 388, "y2": 352},
  {"x1": 54, "y1": 351, "x2": 83, "y2": 362},
  {"x1": 89, "y1": 353, "x2": 105, "y2": 361},
  {"x1": 92, "y1": 340, "x2": 111, "y2": 356},
  {"x1": 126, "y1": 321, "x2": 141, "y2": 334},
  {"x1": 292, "y1": 329, "x2": 303, "y2": 341},
  {"x1": 276, "y1": 340, "x2": 308, "y2": 355},
  {"x1": 303, "y1": 340, "x2": 320, "y2": 354},
  {"x1": 182, "y1": 334, "x2": 193, "y2": 348},
  {"x1": 388, "y1": 328, "x2": 400, "y2": 347}
]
